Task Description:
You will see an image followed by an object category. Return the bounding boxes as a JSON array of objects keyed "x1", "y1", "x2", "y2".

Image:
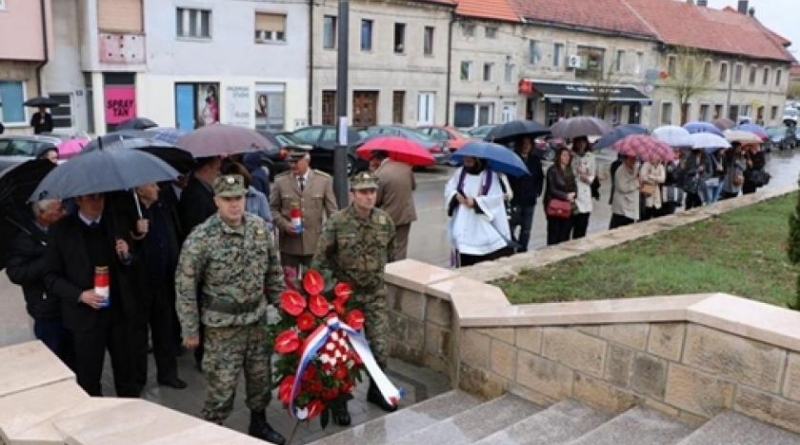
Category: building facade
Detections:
[
  {"x1": 0, "y1": 0, "x2": 53, "y2": 134},
  {"x1": 310, "y1": 0, "x2": 454, "y2": 127}
]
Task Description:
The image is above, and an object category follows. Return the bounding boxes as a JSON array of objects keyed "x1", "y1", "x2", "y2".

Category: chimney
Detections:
[
  {"x1": 697, "y1": 0, "x2": 707, "y2": 6},
  {"x1": 737, "y1": 0, "x2": 748, "y2": 14},
  {"x1": 748, "y1": 6, "x2": 755, "y2": 17}
]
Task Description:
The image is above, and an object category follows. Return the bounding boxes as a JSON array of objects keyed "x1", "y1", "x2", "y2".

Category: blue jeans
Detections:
[{"x1": 511, "y1": 205, "x2": 535, "y2": 252}]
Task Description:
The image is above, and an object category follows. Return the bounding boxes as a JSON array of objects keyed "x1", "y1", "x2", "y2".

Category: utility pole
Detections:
[{"x1": 333, "y1": 0, "x2": 350, "y2": 207}]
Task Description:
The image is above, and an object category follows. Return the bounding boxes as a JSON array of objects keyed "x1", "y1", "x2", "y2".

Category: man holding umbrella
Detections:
[
  {"x1": 370, "y1": 150, "x2": 416, "y2": 260},
  {"x1": 30, "y1": 106, "x2": 54, "y2": 135},
  {"x1": 507, "y1": 136, "x2": 544, "y2": 252}
]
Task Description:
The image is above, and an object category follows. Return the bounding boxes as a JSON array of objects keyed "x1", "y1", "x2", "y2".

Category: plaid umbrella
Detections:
[{"x1": 612, "y1": 135, "x2": 675, "y2": 163}]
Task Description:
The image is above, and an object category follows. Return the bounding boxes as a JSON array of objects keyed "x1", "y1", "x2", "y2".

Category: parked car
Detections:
[
  {"x1": 291, "y1": 125, "x2": 369, "y2": 175},
  {"x1": 466, "y1": 124, "x2": 497, "y2": 140},
  {"x1": 365, "y1": 125, "x2": 448, "y2": 163},
  {"x1": 416, "y1": 126, "x2": 470, "y2": 152},
  {"x1": 0, "y1": 135, "x2": 59, "y2": 171},
  {"x1": 254, "y1": 130, "x2": 306, "y2": 178},
  {"x1": 765, "y1": 126, "x2": 797, "y2": 151}
]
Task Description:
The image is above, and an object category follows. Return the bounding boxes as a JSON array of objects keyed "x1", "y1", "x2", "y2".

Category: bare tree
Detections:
[
  {"x1": 586, "y1": 66, "x2": 621, "y2": 121},
  {"x1": 660, "y1": 46, "x2": 713, "y2": 125}
]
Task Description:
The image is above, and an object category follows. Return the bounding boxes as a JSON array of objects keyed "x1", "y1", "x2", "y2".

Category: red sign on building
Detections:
[{"x1": 518, "y1": 79, "x2": 534, "y2": 95}]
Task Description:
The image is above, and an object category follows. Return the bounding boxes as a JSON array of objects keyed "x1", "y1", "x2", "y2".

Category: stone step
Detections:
[
  {"x1": 566, "y1": 407, "x2": 694, "y2": 445},
  {"x1": 386, "y1": 394, "x2": 542, "y2": 445},
  {"x1": 677, "y1": 411, "x2": 800, "y2": 445},
  {"x1": 0, "y1": 379, "x2": 88, "y2": 444},
  {"x1": 308, "y1": 390, "x2": 482, "y2": 445},
  {"x1": 12, "y1": 397, "x2": 134, "y2": 444},
  {"x1": 0, "y1": 341, "x2": 74, "y2": 399},
  {"x1": 474, "y1": 399, "x2": 611, "y2": 445}
]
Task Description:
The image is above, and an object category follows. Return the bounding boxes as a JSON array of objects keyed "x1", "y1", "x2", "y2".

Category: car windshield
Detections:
[
  {"x1": 275, "y1": 133, "x2": 300, "y2": 147},
  {"x1": 470, "y1": 126, "x2": 493, "y2": 137}
]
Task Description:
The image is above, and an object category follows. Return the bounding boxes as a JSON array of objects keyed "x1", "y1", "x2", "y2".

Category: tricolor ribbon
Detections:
[{"x1": 288, "y1": 316, "x2": 403, "y2": 420}]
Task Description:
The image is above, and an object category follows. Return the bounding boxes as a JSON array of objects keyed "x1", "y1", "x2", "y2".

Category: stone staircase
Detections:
[{"x1": 309, "y1": 390, "x2": 800, "y2": 445}]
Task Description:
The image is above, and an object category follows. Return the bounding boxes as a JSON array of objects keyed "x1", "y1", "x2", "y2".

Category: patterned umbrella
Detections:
[
  {"x1": 711, "y1": 118, "x2": 735, "y2": 131},
  {"x1": 612, "y1": 135, "x2": 675, "y2": 162},
  {"x1": 683, "y1": 121, "x2": 724, "y2": 137},
  {"x1": 550, "y1": 116, "x2": 613, "y2": 139}
]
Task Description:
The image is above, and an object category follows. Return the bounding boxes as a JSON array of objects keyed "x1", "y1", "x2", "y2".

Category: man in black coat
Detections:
[
  {"x1": 6, "y1": 199, "x2": 71, "y2": 364},
  {"x1": 30, "y1": 106, "x2": 54, "y2": 134},
  {"x1": 507, "y1": 136, "x2": 545, "y2": 253},
  {"x1": 44, "y1": 193, "x2": 139, "y2": 397}
]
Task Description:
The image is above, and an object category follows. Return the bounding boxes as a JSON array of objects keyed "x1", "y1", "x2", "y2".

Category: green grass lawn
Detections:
[{"x1": 496, "y1": 193, "x2": 798, "y2": 308}]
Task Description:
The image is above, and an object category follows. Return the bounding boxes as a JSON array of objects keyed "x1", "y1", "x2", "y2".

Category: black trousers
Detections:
[
  {"x1": 135, "y1": 284, "x2": 179, "y2": 385},
  {"x1": 570, "y1": 212, "x2": 590, "y2": 239},
  {"x1": 547, "y1": 216, "x2": 572, "y2": 245},
  {"x1": 71, "y1": 315, "x2": 138, "y2": 397},
  {"x1": 459, "y1": 247, "x2": 514, "y2": 267},
  {"x1": 609, "y1": 214, "x2": 635, "y2": 230},
  {"x1": 685, "y1": 193, "x2": 703, "y2": 210},
  {"x1": 719, "y1": 191, "x2": 739, "y2": 200}
]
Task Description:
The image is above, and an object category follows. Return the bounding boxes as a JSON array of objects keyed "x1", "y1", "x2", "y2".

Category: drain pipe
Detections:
[
  {"x1": 445, "y1": 10, "x2": 455, "y2": 125},
  {"x1": 35, "y1": 0, "x2": 49, "y2": 96},
  {"x1": 307, "y1": 0, "x2": 315, "y2": 126}
]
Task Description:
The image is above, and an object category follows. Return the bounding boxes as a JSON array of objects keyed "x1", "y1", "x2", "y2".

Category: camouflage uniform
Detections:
[
  {"x1": 311, "y1": 173, "x2": 395, "y2": 367},
  {"x1": 175, "y1": 175, "x2": 284, "y2": 424}
]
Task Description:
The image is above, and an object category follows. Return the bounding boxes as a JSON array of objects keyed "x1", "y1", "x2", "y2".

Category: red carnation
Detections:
[
  {"x1": 309, "y1": 294, "x2": 330, "y2": 318},
  {"x1": 280, "y1": 290, "x2": 306, "y2": 316},
  {"x1": 303, "y1": 269, "x2": 325, "y2": 296},
  {"x1": 322, "y1": 388, "x2": 339, "y2": 401},
  {"x1": 334, "y1": 366, "x2": 348, "y2": 380},
  {"x1": 307, "y1": 399, "x2": 324, "y2": 419},
  {"x1": 302, "y1": 366, "x2": 316, "y2": 382},
  {"x1": 345, "y1": 309, "x2": 365, "y2": 330},
  {"x1": 334, "y1": 282, "x2": 352, "y2": 303},
  {"x1": 278, "y1": 375, "x2": 294, "y2": 403},
  {"x1": 296, "y1": 311, "x2": 316, "y2": 331},
  {"x1": 275, "y1": 329, "x2": 300, "y2": 354}
]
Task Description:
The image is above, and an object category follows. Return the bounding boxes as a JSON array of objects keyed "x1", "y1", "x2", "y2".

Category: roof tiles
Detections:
[{"x1": 507, "y1": 0, "x2": 658, "y2": 38}]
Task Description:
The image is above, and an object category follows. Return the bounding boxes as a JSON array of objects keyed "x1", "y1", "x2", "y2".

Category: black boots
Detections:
[
  {"x1": 248, "y1": 410, "x2": 286, "y2": 444},
  {"x1": 331, "y1": 396, "x2": 351, "y2": 426},
  {"x1": 367, "y1": 379, "x2": 398, "y2": 413}
]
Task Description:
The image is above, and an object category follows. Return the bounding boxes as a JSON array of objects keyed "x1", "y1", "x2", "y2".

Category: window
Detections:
[
  {"x1": 528, "y1": 40, "x2": 541, "y2": 65},
  {"x1": 660, "y1": 102, "x2": 673, "y2": 125},
  {"x1": 616, "y1": 50, "x2": 625, "y2": 72},
  {"x1": 748, "y1": 65, "x2": 757, "y2": 85},
  {"x1": 719, "y1": 62, "x2": 728, "y2": 83},
  {"x1": 177, "y1": 8, "x2": 211, "y2": 39},
  {"x1": 703, "y1": 61, "x2": 711, "y2": 81},
  {"x1": 576, "y1": 46, "x2": 605, "y2": 79},
  {"x1": 0, "y1": 81, "x2": 26, "y2": 124},
  {"x1": 504, "y1": 62, "x2": 514, "y2": 83},
  {"x1": 49, "y1": 94, "x2": 73, "y2": 128},
  {"x1": 460, "y1": 61, "x2": 472, "y2": 81},
  {"x1": 713, "y1": 104, "x2": 723, "y2": 119},
  {"x1": 483, "y1": 62, "x2": 493, "y2": 82},
  {"x1": 323, "y1": 16, "x2": 336, "y2": 49},
  {"x1": 728, "y1": 104, "x2": 739, "y2": 121},
  {"x1": 699, "y1": 104, "x2": 710, "y2": 122},
  {"x1": 392, "y1": 91, "x2": 405, "y2": 124},
  {"x1": 485, "y1": 26, "x2": 498, "y2": 39},
  {"x1": 360, "y1": 19, "x2": 373, "y2": 51},
  {"x1": 461, "y1": 23, "x2": 475, "y2": 37},
  {"x1": 763, "y1": 67, "x2": 770, "y2": 86},
  {"x1": 634, "y1": 52, "x2": 643, "y2": 75},
  {"x1": 394, "y1": 23, "x2": 406, "y2": 54},
  {"x1": 501, "y1": 102, "x2": 517, "y2": 123},
  {"x1": 321, "y1": 90, "x2": 336, "y2": 125},
  {"x1": 423, "y1": 26, "x2": 434, "y2": 56},
  {"x1": 99, "y1": 0, "x2": 142, "y2": 33},
  {"x1": 553, "y1": 43, "x2": 564, "y2": 67},
  {"x1": 667, "y1": 56, "x2": 677, "y2": 77},
  {"x1": 734, "y1": 64, "x2": 743, "y2": 84},
  {"x1": 254, "y1": 13, "x2": 286, "y2": 43},
  {"x1": 776, "y1": 69, "x2": 783, "y2": 87},
  {"x1": 771, "y1": 106, "x2": 779, "y2": 120}
]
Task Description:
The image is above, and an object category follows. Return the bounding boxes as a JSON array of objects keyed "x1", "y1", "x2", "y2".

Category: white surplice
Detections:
[{"x1": 444, "y1": 167, "x2": 511, "y2": 256}]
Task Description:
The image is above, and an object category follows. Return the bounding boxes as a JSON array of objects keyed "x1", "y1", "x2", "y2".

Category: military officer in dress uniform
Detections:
[
  {"x1": 269, "y1": 146, "x2": 338, "y2": 273},
  {"x1": 312, "y1": 171, "x2": 397, "y2": 426},
  {"x1": 175, "y1": 174, "x2": 286, "y2": 445}
]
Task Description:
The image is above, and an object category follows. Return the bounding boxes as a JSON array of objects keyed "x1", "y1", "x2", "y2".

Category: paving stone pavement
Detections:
[{"x1": 101, "y1": 351, "x2": 451, "y2": 444}]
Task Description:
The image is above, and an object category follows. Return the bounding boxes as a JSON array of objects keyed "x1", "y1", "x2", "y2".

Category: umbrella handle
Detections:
[{"x1": 132, "y1": 191, "x2": 143, "y2": 219}]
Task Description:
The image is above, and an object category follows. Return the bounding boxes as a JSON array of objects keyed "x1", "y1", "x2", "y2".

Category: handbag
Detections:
[
  {"x1": 746, "y1": 169, "x2": 771, "y2": 187},
  {"x1": 732, "y1": 172, "x2": 745, "y2": 186},
  {"x1": 546, "y1": 198, "x2": 572, "y2": 219},
  {"x1": 640, "y1": 183, "x2": 657, "y2": 197}
]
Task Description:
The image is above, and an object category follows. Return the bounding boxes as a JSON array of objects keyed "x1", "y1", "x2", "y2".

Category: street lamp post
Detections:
[{"x1": 333, "y1": 0, "x2": 350, "y2": 207}]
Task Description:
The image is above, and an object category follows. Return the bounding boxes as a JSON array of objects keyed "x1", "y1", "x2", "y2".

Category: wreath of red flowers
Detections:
[{"x1": 270, "y1": 268, "x2": 366, "y2": 427}]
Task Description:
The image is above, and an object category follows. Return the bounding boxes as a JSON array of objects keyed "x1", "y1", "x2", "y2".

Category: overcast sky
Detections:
[{"x1": 704, "y1": 0, "x2": 797, "y2": 56}]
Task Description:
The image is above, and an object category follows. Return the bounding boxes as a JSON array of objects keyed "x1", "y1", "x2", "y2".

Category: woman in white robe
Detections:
[{"x1": 445, "y1": 156, "x2": 512, "y2": 267}]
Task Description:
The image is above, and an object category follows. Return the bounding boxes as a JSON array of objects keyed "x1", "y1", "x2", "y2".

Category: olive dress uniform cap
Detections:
[
  {"x1": 350, "y1": 171, "x2": 379, "y2": 190},
  {"x1": 213, "y1": 174, "x2": 247, "y2": 197},
  {"x1": 286, "y1": 145, "x2": 313, "y2": 160}
]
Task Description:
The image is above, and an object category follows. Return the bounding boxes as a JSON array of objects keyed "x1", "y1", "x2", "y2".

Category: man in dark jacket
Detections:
[
  {"x1": 243, "y1": 151, "x2": 271, "y2": 198},
  {"x1": 6, "y1": 199, "x2": 70, "y2": 363},
  {"x1": 507, "y1": 136, "x2": 544, "y2": 253},
  {"x1": 44, "y1": 193, "x2": 139, "y2": 397},
  {"x1": 30, "y1": 106, "x2": 54, "y2": 134}
]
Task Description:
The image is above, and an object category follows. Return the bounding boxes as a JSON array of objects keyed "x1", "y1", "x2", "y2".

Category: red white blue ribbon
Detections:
[{"x1": 288, "y1": 316, "x2": 403, "y2": 420}]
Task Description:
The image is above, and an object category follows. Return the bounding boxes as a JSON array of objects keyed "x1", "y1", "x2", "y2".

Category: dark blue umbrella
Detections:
[
  {"x1": 83, "y1": 130, "x2": 153, "y2": 151},
  {"x1": 116, "y1": 117, "x2": 158, "y2": 130},
  {"x1": 30, "y1": 148, "x2": 179, "y2": 201},
  {"x1": 451, "y1": 141, "x2": 530, "y2": 177},
  {"x1": 82, "y1": 137, "x2": 195, "y2": 174},
  {"x1": 146, "y1": 127, "x2": 190, "y2": 145},
  {"x1": 594, "y1": 124, "x2": 649, "y2": 149},
  {"x1": 683, "y1": 121, "x2": 724, "y2": 137},
  {"x1": 484, "y1": 120, "x2": 550, "y2": 142}
]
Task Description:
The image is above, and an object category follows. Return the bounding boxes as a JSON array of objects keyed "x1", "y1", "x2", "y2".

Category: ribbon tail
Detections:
[{"x1": 340, "y1": 323, "x2": 403, "y2": 407}]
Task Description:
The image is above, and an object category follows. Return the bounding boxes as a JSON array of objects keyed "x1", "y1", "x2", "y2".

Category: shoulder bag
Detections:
[{"x1": 546, "y1": 198, "x2": 572, "y2": 219}]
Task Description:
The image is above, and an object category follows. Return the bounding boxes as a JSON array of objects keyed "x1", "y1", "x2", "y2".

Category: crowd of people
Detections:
[
  {"x1": 4, "y1": 145, "x2": 416, "y2": 443},
  {"x1": 443, "y1": 134, "x2": 771, "y2": 266}
]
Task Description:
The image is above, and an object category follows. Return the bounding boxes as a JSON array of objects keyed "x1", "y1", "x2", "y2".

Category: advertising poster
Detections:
[
  {"x1": 224, "y1": 85, "x2": 251, "y2": 127},
  {"x1": 104, "y1": 86, "x2": 136, "y2": 124},
  {"x1": 254, "y1": 83, "x2": 285, "y2": 131},
  {"x1": 196, "y1": 83, "x2": 219, "y2": 127}
]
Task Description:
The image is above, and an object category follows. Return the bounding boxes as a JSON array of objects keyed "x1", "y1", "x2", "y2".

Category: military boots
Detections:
[
  {"x1": 331, "y1": 396, "x2": 351, "y2": 426},
  {"x1": 248, "y1": 410, "x2": 286, "y2": 444}
]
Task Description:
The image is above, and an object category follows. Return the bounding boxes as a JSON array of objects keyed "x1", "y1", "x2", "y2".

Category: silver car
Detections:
[{"x1": 0, "y1": 135, "x2": 59, "y2": 171}]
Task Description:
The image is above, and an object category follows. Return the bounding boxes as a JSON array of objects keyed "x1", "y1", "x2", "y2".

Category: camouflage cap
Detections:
[
  {"x1": 213, "y1": 174, "x2": 247, "y2": 197},
  {"x1": 349, "y1": 171, "x2": 379, "y2": 190}
]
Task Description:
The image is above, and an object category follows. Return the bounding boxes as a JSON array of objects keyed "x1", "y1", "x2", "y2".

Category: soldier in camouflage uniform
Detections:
[
  {"x1": 175, "y1": 174, "x2": 286, "y2": 445},
  {"x1": 312, "y1": 171, "x2": 397, "y2": 426}
]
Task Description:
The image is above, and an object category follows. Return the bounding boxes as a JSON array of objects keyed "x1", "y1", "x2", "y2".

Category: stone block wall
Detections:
[{"x1": 457, "y1": 322, "x2": 800, "y2": 433}]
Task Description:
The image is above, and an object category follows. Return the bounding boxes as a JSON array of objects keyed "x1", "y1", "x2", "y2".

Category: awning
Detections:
[{"x1": 519, "y1": 80, "x2": 651, "y2": 104}]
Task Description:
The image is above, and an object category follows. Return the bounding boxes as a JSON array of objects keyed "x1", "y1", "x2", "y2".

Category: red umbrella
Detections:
[
  {"x1": 356, "y1": 136, "x2": 435, "y2": 166},
  {"x1": 613, "y1": 135, "x2": 675, "y2": 163}
]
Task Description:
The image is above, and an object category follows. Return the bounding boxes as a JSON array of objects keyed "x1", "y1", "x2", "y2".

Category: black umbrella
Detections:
[
  {"x1": 116, "y1": 117, "x2": 158, "y2": 130},
  {"x1": 83, "y1": 137, "x2": 195, "y2": 174},
  {"x1": 23, "y1": 96, "x2": 60, "y2": 108},
  {"x1": 485, "y1": 120, "x2": 550, "y2": 142},
  {"x1": 82, "y1": 130, "x2": 152, "y2": 151},
  {"x1": 31, "y1": 148, "x2": 179, "y2": 201},
  {"x1": 550, "y1": 117, "x2": 614, "y2": 139}
]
